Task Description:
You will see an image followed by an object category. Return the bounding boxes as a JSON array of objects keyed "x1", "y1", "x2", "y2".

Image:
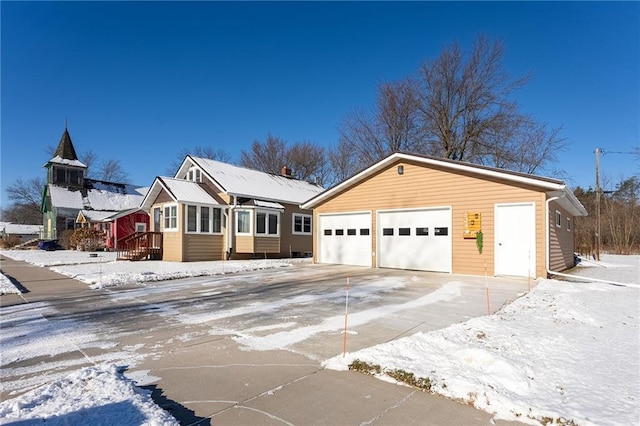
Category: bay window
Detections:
[{"x1": 186, "y1": 205, "x2": 223, "y2": 234}]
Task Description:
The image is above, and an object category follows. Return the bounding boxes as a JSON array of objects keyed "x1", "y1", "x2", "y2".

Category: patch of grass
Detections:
[
  {"x1": 349, "y1": 360, "x2": 433, "y2": 392},
  {"x1": 540, "y1": 417, "x2": 578, "y2": 426},
  {"x1": 387, "y1": 369, "x2": 432, "y2": 391},
  {"x1": 348, "y1": 360, "x2": 381, "y2": 375}
]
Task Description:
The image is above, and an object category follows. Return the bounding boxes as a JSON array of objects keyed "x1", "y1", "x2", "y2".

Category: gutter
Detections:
[{"x1": 545, "y1": 194, "x2": 637, "y2": 288}]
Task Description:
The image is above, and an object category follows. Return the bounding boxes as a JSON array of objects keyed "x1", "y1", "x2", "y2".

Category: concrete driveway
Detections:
[{"x1": 1, "y1": 256, "x2": 530, "y2": 425}]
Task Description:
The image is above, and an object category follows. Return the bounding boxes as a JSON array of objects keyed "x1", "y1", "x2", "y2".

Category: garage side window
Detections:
[
  {"x1": 164, "y1": 204, "x2": 178, "y2": 231},
  {"x1": 293, "y1": 214, "x2": 312, "y2": 235},
  {"x1": 567, "y1": 217, "x2": 571, "y2": 232},
  {"x1": 555, "y1": 210, "x2": 562, "y2": 228}
]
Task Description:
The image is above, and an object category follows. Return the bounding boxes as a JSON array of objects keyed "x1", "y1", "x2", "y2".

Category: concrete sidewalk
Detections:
[{"x1": 1, "y1": 255, "x2": 527, "y2": 425}]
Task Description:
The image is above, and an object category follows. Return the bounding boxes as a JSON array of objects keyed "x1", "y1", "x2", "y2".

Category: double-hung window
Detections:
[
  {"x1": 164, "y1": 204, "x2": 178, "y2": 231},
  {"x1": 292, "y1": 213, "x2": 312, "y2": 235}
]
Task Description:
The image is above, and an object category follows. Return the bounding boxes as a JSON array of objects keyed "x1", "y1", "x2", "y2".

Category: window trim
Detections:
[
  {"x1": 163, "y1": 203, "x2": 179, "y2": 232},
  {"x1": 567, "y1": 217, "x2": 571, "y2": 232},
  {"x1": 292, "y1": 213, "x2": 313, "y2": 235},
  {"x1": 236, "y1": 209, "x2": 252, "y2": 235},
  {"x1": 555, "y1": 210, "x2": 562, "y2": 228},
  {"x1": 255, "y1": 209, "x2": 280, "y2": 237},
  {"x1": 187, "y1": 166, "x2": 202, "y2": 183},
  {"x1": 185, "y1": 204, "x2": 223, "y2": 235}
]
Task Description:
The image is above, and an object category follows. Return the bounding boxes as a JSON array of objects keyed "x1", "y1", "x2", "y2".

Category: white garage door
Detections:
[
  {"x1": 378, "y1": 208, "x2": 452, "y2": 272},
  {"x1": 318, "y1": 212, "x2": 372, "y2": 267}
]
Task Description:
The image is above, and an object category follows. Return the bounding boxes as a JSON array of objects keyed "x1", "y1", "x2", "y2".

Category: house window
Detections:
[
  {"x1": 164, "y1": 204, "x2": 178, "y2": 231},
  {"x1": 256, "y1": 211, "x2": 279, "y2": 236},
  {"x1": 567, "y1": 217, "x2": 571, "y2": 232},
  {"x1": 212, "y1": 208, "x2": 222, "y2": 233},
  {"x1": 66, "y1": 218, "x2": 76, "y2": 230},
  {"x1": 187, "y1": 205, "x2": 198, "y2": 232},
  {"x1": 201, "y1": 207, "x2": 210, "y2": 233},
  {"x1": 555, "y1": 210, "x2": 562, "y2": 228},
  {"x1": 237, "y1": 210, "x2": 251, "y2": 234},
  {"x1": 186, "y1": 205, "x2": 223, "y2": 234},
  {"x1": 293, "y1": 214, "x2": 312, "y2": 235},
  {"x1": 187, "y1": 167, "x2": 201, "y2": 182}
]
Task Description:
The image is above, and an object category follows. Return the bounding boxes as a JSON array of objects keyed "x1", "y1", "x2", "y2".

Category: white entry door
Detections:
[
  {"x1": 495, "y1": 203, "x2": 536, "y2": 277},
  {"x1": 318, "y1": 212, "x2": 372, "y2": 267},
  {"x1": 378, "y1": 208, "x2": 452, "y2": 272}
]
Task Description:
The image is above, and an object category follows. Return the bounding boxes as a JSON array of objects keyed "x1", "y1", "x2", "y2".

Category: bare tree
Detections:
[
  {"x1": 5, "y1": 177, "x2": 45, "y2": 223},
  {"x1": 97, "y1": 159, "x2": 129, "y2": 183},
  {"x1": 239, "y1": 135, "x2": 288, "y2": 175},
  {"x1": 328, "y1": 139, "x2": 359, "y2": 185},
  {"x1": 339, "y1": 35, "x2": 565, "y2": 174},
  {"x1": 166, "y1": 145, "x2": 233, "y2": 176},
  {"x1": 339, "y1": 78, "x2": 423, "y2": 169},
  {"x1": 240, "y1": 135, "x2": 330, "y2": 185}
]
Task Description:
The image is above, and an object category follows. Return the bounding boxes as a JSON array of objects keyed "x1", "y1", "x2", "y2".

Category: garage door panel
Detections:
[
  {"x1": 378, "y1": 208, "x2": 451, "y2": 272},
  {"x1": 318, "y1": 213, "x2": 371, "y2": 267}
]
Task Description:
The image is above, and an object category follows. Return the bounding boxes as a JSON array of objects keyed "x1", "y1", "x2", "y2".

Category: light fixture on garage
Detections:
[{"x1": 397, "y1": 165, "x2": 404, "y2": 175}]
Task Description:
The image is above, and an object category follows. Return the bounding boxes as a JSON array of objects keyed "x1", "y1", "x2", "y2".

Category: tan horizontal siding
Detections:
[
  {"x1": 314, "y1": 160, "x2": 548, "y2": 277},
  {"x1": 280, "y1": 204, "x2": 314, "y2": 256},
  {"x1": 549, "y1": 201, "x2": 575, "y2": 272},
  {"x1": 255, "y1": 236, "x2": 280, "y2": 254},
  {"x1": 184, "y1": 234, "x2": 225, "y2": 261},
  {"x1": 235, "y1": 235, "x2": 254, "y2": 253}
]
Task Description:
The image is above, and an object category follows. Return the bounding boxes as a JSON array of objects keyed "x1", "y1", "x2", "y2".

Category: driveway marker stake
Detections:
[
  {"x1": 343, "y1": 273, "x2": 350, "y2": 357},
  {"x1": 485, "y1": 260, "x2": 491, "y2": 315}
]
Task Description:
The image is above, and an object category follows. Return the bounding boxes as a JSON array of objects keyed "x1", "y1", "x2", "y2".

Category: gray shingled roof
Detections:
[{"x1": 53, "y1": 129, "x2": 79, "y2": 161}]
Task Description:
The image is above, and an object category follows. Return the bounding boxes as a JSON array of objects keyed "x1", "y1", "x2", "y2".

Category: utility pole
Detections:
[{"x1": 595, "y1": 148, "x2": 601, "y2": 261}]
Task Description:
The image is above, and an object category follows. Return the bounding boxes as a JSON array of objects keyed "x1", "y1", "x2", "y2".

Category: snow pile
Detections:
[
  {"x1": 324, "y1": 278, "x2": 640, "y2": 425},
  {"x1": 0, "y1": 272, "x2": 20, "y2": 295},
  {"x1": 0, "y1": 250, "x2": 309, "y2": 289},
  {"x1": 0, "y1": 365, "x2": 178, "y2": 425}
]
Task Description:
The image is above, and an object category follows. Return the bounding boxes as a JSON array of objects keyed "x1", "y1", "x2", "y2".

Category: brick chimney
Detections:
[{"x1": 280, "y1": 166, "x2": 292, "y2": 178}]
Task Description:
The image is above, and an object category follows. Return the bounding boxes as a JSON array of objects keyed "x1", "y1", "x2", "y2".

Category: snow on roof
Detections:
[
  {"x1": 160, "y1": 177, "x2": 224, "y2": 205},
  {"x1": 187, "y1": 157, "x2": 324, "y2": 205},
  {"x1": 0, "y1": 222, "x2": 42, "y2": 235},
  {"x1": 78, "y1": 210, "x2": 116, "y2": 222},
  {"x1": 48, "y1": 181, "x2": 147, "y2": 212},
  {"x1": 45, "y1": 155, "x2": 87, "y2": 168}
]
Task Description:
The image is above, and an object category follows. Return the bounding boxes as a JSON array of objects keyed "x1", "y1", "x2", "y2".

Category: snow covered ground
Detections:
[
  {"x1": 0, "y1": 365, "x2": 178, "y2": 425},
  {"x1": 0, "y1": 249, "x2": 308, "y2": 289},
  {"x1": 325, "y1": 255, "x2": 640, "y2": 425},
  {"x1": 0, "y1": 250, "x2": 638, "y2": 425}
]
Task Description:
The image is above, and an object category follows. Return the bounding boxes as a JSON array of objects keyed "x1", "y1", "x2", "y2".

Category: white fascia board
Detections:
[{"x1": 140, "y1": 178, "x2": 177, "y2": 211}]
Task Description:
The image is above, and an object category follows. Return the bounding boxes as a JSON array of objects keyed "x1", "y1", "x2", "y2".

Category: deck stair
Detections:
[{"x1": 116, "y1": 232, "x2": 162, "y2": 261}]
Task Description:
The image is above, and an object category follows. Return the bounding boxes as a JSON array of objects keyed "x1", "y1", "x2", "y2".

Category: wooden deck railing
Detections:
[{"x1": 116, "y1": 232, "x2": 163, "y2": 261}]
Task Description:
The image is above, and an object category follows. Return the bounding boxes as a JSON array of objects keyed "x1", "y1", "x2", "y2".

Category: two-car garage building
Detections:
[{"x1": 302, "y1": 152, "x2": 587, "y2": 278}]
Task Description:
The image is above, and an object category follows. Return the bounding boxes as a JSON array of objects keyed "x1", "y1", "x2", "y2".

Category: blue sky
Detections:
[{"x1": 1, "y1": 1, "x2": 638, "y2": 209}]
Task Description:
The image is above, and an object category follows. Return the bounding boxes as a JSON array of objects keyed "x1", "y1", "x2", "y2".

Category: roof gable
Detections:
[
  {"x1": 181, "y1": 156, "x2": 324, "y2": 205},
  {"x1": 302, "y1": 152, "x2": 587, "y2": 216},
  {"x1": 140, "y1": 177, "x2": 225, "y2": 210}
]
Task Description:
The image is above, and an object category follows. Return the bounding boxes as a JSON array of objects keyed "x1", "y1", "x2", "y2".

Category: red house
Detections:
[{"x1": 76, "y1": 208, "x2": 150, "y2": 250}]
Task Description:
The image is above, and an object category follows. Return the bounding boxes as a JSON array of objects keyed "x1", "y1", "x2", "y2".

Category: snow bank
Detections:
[
  {"x1": 0, "y1": 272, "x2": 20, "y2": 295},
  {"x1": 324, "y1": 278, "x2": 640, "y2": 425},
  {"x1": 0, "y1": 365, "x2": 178, "y2": 425}
]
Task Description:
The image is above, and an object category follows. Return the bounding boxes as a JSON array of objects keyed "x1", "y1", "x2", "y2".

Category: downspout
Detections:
[
  {"x1": 546, "y1": 193, "x2": 636, "y2": 287},
  {"x1": 226, "y1": 196, "x2": 237, "y2": 260}
]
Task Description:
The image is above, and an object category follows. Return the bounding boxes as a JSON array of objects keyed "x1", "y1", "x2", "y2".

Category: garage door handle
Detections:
[{"x1": 499, "y1": 243, "x2": 502, "y2": 246}]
